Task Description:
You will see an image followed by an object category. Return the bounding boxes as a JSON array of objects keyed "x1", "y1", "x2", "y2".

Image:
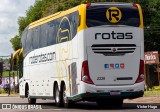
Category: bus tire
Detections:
[
  {"x1": 62, "y1": 85, "x2": 74, "y2": 108},
  {"x1": 27, "y1": 88, "x2": 36, "y2": 104},
  {"x1": 28, "y1": 97, "x2": 36, "y2": 104},
  {"x1": 54, "y1": 84, "x2": 62, "y2": 107},
  {"x1": 113, "y1": 99, "x2": 123, "y2": 108},
  {"x1": 96, "y1": 100, "x2": 108, "y2": 107}
]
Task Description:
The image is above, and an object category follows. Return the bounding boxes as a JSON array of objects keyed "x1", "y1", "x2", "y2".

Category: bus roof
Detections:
[
  {"x1": 29, "y1": 5, "x2": 80, "y2": 29},
  {"x1": 28, "y1": 2, "x2": 143, "y2": 29}
]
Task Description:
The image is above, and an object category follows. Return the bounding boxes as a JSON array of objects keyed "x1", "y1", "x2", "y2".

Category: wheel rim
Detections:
[
  {"x1": 56, "y1": 87, "x2": 60, "y2": 103},
  {"x1": 27, "y1": 89, "x2": 29, "y2": 98},
  {"x1": 63, "y1": 88, "x2": 67, "y2": 104},
  {"x1": 27, "y1": 89, "x2": 31, "y2": 102}
]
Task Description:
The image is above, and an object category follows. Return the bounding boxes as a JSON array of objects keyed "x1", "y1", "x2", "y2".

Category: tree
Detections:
[
  {"x1": 18, "y1": 17, "x2": 29, "y2": 36},
  {"x1": 140, "y1": 0, "x2": 160, "y2": 51},
  {"x1": 10, "y1": 35, "x2": 21, "y2": 51}
]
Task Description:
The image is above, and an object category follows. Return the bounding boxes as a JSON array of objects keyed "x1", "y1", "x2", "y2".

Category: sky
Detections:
[{"x1": 0, "y1": 0, "x2": 35, "y2": 56}]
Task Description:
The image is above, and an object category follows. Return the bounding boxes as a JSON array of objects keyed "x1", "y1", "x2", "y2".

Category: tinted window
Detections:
[
  {"x1": 47, "y1": 21, "x2": 57, "y2": 46},
  {"x1": 25, "y1": 29, "x2": 33, "y2": 55},
  {"x1": 70, "y1": 11, "x2": 79, "y2": 39},
  {"x1": 39, "y1": 24, "x2": 48, "y2": 48},
  {"x1": 57, "y1": 11, "x2": 79, "y2": 43},
  {"x1": 32, "y1": 26, "x2": 40, "y2": 49},
  {"x1": 21, "y1": 28, "x2": 28, "y2": 49},
  {"x1": 86, "y1": 5, "x2": 140, "y2": 27},
  {"x1": 22, "y1": 11, "x2": 79, "y2": 56}
]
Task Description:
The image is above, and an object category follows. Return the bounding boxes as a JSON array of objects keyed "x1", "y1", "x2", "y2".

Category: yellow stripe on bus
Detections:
[
  {"x1": 29, "y1": 6, "x2": 79, "y2": 29},
  {"x1": 78, "y1": 4, "x2": 88, "y2": 32},
  {"x1": 137, "y1": 4, "x2": 144, "y2": 29}
]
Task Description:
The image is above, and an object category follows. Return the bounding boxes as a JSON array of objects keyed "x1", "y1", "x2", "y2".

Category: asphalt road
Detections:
[{"x1": 0, "y1": 96, "x2": 159, "y2": 112}]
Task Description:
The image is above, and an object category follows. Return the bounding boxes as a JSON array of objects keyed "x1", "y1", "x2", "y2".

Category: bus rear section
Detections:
[{"x1": 79, "y1": 3, "x2": 144, "y2": 106}]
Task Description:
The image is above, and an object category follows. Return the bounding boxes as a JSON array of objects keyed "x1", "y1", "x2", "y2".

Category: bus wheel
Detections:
[
  {"x1": 62, "y1": 85, "x2": 74, "y2": 108},
  {"x1": 28, "y1": 97, "x2": 36, "y2": 104},
  {"x1": 96, "y1": 100, "x2": 108, "y2": 107},
  {"x1": 55, "y1": 84, "x2": 62, "y2": 107},
  {"x1": 27, "y1": 89, "x2": 36, "y2": 104}
]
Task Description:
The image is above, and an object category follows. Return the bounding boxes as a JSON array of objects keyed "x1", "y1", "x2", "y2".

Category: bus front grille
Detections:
[{"x1": 91, "y1": 44, "x2": 136, "y2": 56}]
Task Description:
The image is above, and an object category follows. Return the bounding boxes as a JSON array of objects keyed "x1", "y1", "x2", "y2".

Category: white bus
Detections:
[{"x1": 19, "y1": 2, "x2": 144, "y2": 108}]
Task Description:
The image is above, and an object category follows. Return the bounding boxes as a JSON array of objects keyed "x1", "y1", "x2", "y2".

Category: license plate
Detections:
[{"x1": 110, "y1": 91, "x2": 121, "y2": 95}]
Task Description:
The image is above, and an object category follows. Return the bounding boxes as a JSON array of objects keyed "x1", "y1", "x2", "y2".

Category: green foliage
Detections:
[
  {"x1": 142, "y1": 0, "x2": 160, "y2": 52},
  {"x1": 0, "y1": 89, "x2": 7, "y2": 94},
  {"x1": 2, "y1": 71, "x2": 18, "y2": 78},
  {"x1": 10, "y1": 35, "x2": 21, "y2": 51},
  {"x1": 144, "y1": 90, "x2": 160, "y2": 96},
  {"x1": 0, "y1": 89, "x2": 14, "y2": 94},
  {"x1": 18, "y1": 17, "x2": 29, "y2": 36},
  {"x1": 152, "y1": 86, "x2": 160, "y2": 90}
]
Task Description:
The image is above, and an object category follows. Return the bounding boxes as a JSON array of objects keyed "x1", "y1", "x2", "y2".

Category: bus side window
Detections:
[
  {"x1": 39, "y1": 24, "x2": 48, "y2": 48},
  {"x1": 47, "y1": 21, "x2": 56, "y2": 46},
  {"x1": 21, "y1": 29, "x2": 27, "y2": 54},
  {"x1": 32, "y1": 26, "x2": 40, "y2": 49},
  {"x1": 26, "y1": 29, "x2": 33, "y2": 54},
  {"x1": 71, "y1": 11, "x2": 79, "y2": 39}
]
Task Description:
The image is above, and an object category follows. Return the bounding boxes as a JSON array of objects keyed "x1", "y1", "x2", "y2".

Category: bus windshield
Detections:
[{"x1": 86, "y1": 3, "x2": 140, "y2": 27}]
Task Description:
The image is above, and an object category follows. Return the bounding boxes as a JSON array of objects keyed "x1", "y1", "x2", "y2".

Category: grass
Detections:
[
  {"x1": 144, "y1": 86, "x2": 160, "y2": 96},
  {"x1": 0, "y1": 89, "x2": 7, "y2": 94},
  {"x1": 2, "y1": 71, "x2": 18, "y2": 78},
  {"x1": 144, "y1": 90, "x2": 160, "y2": 96},
  {"x1": 0, "y1": 89, "x2": 14, "y2": 94}
]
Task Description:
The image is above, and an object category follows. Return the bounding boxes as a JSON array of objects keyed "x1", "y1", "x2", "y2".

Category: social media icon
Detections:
[
  {"x1": 120, "y1": 63, "x2": 125, "y2": 69},
  {"x1": 115, "y1": 64, "x2": 120, "y2": 69},
  {"x1": 110, "y1": 64, "x2": 114, "y2": 69},
  {"x1": 104, "y1": 64, "x2": 109, "y2": 69}
]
